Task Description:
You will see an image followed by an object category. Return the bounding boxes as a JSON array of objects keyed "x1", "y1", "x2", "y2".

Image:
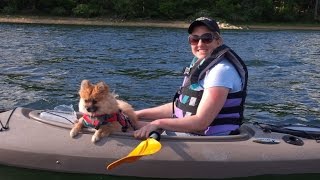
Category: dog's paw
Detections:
[
  {"x1": 70, "y1": 129, "x2": 79, "y2": 138},
  {"x1": 91, "y1": 135, "x2": 100, "y2": 143}
]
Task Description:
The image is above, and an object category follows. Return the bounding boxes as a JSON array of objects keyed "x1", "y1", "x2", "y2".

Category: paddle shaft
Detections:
[{"x1": 149, "y1": 131, "x2": 161, "y2": 141}]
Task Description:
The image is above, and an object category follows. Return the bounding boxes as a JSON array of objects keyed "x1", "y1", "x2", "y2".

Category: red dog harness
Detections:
[{"x1": 82, "y1": 110, "x2": 134, "y2": 131}]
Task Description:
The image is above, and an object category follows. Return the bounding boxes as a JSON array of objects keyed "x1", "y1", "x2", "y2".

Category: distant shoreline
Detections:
[{"x1": 1, "y1": 15, "x2": 320, "y2": 31}]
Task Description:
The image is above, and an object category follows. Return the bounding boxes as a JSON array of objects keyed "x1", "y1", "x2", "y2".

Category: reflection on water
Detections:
[
  {"x1": 0, "y1": 24, "x2": 319, "y2": 126},
  {"x1": 1, "y1": 164, "x2": 320, "y2": 180}
]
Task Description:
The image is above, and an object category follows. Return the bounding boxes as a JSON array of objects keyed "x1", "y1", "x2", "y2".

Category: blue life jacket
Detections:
[{"x1": 172, "y1": 45, "x2": 248, "y2": 134}]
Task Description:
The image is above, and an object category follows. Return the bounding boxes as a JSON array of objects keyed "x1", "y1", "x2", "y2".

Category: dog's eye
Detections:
[{"x1": 84, "y1": 99, "x2": 97, "y2": 104}]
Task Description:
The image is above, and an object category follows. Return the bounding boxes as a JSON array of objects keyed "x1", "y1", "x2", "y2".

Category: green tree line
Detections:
[{"x1": 0, "y1": 0, "x2": 319, "y2": 23}]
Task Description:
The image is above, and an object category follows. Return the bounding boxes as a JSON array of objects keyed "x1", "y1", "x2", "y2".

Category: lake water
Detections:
[
  {"x1": 0, "y1": 23, "x2": 320, "y2": 179},
  {"x1": 1, "y1": 23, "x2": 319, "y2": 124}
]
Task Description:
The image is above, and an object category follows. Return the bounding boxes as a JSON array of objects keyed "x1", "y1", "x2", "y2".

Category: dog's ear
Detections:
[
  {"x1": 96, "y1": 81, "x2": 109, "y2": 93},
  {"x1": 80, "y1": 80, "x2": 91, "y2": 90},
  {"x1": 79, "y1": 80, "x2": 93, "y2": 98}
]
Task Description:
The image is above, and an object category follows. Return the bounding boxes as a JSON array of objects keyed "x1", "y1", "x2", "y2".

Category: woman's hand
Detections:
[{"x1": 133, "y1": 121, "x2": 159, "y2": 139}]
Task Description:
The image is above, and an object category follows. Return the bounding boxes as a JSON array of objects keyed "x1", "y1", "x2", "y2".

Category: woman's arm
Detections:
[
  {"x1": 134, "y1": 103, "x2": 172, "y2": 129},
  {"x1": 134, "y1": 87, "x2": 229, "y2": 138},
  {"x1": 135, "y1": 102, "x2": 173, "y2": 120}
]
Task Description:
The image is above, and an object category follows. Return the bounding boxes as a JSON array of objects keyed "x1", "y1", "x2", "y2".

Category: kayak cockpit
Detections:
[{"x1": 27, "y1": 108, "x2": 254, "y2": 142}]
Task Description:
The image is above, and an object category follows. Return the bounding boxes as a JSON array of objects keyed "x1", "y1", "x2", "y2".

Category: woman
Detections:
[{"x1": 134, "y1": 17, "x2": 248, "y2": 139}]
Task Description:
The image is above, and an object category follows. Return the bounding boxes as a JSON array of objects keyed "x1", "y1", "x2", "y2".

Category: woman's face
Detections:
[{"x1": 189, "y1": 26, "x2": 221, "y2": 60}]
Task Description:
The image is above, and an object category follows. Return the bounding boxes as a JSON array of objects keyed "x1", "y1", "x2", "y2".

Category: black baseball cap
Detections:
[{"x1": 188, "y1": 17, "x2": 220, "y2": 34}]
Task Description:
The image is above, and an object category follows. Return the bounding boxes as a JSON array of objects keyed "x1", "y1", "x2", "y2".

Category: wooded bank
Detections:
[{"x1": 1, "y1": 0, "x2": 319, "y2": 23}]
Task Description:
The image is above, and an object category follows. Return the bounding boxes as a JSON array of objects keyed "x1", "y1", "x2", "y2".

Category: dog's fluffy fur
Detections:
[{"x1": 70, "y1": 80, "x2": 137, "y2": 143}]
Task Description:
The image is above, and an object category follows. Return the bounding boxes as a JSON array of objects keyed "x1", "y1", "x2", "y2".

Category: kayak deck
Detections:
[{"x1": 1, "y1": 107, "x2": 320, "y2": 179}]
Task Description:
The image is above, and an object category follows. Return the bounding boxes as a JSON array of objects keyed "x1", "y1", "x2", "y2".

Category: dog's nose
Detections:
[{"x1": 86, "y1": 106, "x2": 98, "y2": 112}]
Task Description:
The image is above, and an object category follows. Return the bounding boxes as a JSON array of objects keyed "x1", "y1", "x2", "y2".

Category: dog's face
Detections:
[{"x1": 78, "y1": 80, "x2": 114, "y2": 115}]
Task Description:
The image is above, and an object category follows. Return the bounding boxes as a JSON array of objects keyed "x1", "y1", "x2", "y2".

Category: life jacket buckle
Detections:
[{"x1": 183, "y1": 67, "x2": 191, "y2": 76}]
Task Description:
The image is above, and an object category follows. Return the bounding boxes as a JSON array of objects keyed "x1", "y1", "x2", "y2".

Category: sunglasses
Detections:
[{"x1": 188, "y1": 33, "x2": 216, "y2": 45}]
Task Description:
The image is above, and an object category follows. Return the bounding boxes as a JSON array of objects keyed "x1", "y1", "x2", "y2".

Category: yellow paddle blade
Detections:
[
  {"x1": 107, "y1": 138, "x2": 161, "y2": 170},
  {"x1": 107, "y1": 156, "x2": 142, "y2": 170},
  {"x1": 128, "y1": 138, "x2": 162, "y2": 156}
]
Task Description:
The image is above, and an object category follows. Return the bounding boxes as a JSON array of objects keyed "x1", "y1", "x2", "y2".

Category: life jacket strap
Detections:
[{"x1": 83, "y1": 110, "x2": 135, "y2": 131}]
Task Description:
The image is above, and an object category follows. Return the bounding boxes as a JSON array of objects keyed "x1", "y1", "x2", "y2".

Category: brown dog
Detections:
[{"x1": 70, "y1": 80, "x2": 137, "y2": 143}]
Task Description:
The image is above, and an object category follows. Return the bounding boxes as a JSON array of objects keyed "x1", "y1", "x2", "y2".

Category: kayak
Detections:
[{"x1": 0, "y1": 107, "x2": 320, "y2": 179}]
